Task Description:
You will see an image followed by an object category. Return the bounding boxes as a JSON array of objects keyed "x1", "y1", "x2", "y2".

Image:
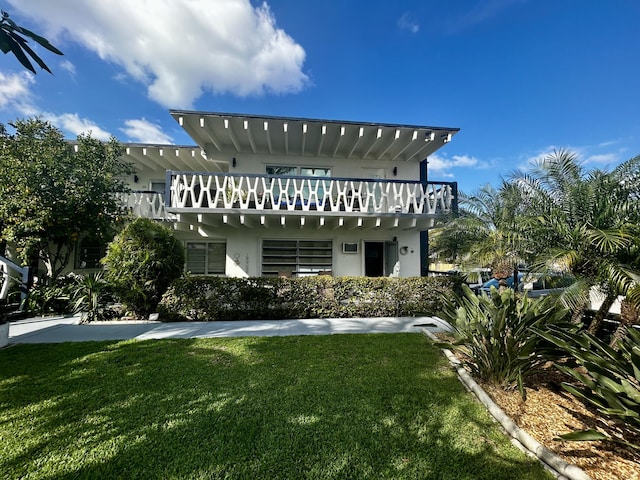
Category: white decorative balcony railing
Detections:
[
  {"x1": 122, "y1": 191, "x2": 174, "y2": 220},
  {"x1": 164, "y1": 172, "x2": 458, "y2": 216}
]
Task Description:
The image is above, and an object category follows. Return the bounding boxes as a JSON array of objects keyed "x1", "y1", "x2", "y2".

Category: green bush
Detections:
[
  {"x1": 26, "y1": 274, "x2": 78, "y2": 316},
  {"x1": 158, "y1": 275, "x2": 457, "y2": 321},
  {"x1": 102, "y1": 218, "x2": 185, "y2": 317},
  {"x1": 436, "y1": 285, "x2": 572, "y2": 398},
  {"x1": 535, "y1": 325, "x2": 640, "y2": 447}
]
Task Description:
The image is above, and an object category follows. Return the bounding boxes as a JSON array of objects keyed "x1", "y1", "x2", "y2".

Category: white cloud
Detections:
[
  {"x1": 398, "y1": 13, "x2": 419, "y2": 34},
  {"x1": 448, "y1": 0, "x2": 527, "y2": 33},
  {"x1": 450, "y1": 154, "x2": 479, "y2": 167},
  {"x1": 44, "y1": 113, "x2": 112, "y2": 140},
  {"x1": 121, "y1": 118, "x2": 174, "y2": 144},
  {"x1": 9, "y1": 0, "x2": 309, "y2": 108},
  {"x1": 0, "y1": 71, "x2": 109, "y2": 139},
  {"x1": 59, "y1": 59, "x2": 76, "y2": 76},
  {"x1": 0, "y1": 71, "x2": 37, "y2": 115},
  {"x1": 519, "y1": 143, "x2": 628, "y2": 172},
  {"x1": 519, "y1": 146, "x2": 560, "y2": 169},
  {"x1": 428, "y1": 153, "x2": 482, "y2": 177},
  {"x1": 598, "y1": 139, "x2": 619, "y2": 148},
  {"x1": 584, "y1": 153, "x2": 619, "y2": 164}
]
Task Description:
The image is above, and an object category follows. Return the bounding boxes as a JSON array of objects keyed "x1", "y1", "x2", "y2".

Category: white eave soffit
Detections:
[{"x1": 171, "y1": 112, "x2": 458, "y2": 162}]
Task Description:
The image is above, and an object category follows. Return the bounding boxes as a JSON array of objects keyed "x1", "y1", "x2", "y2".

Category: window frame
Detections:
[
  {"x1": 184, "y1": 241, "x2": 227, "y2": 275},
  {"x1": 75, "y1": 237, "x2": 107, "y2": 270},
  {"x1": 261, "y1": 239, "x2": 333, "y2": 277}
]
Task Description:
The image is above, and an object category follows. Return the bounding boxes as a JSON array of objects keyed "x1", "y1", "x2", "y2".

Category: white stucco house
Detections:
[{"x1": 81, "y1": 111, "x2": 460, "y2": 278}]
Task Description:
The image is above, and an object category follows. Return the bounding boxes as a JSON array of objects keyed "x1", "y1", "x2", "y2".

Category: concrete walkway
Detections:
[{"x1": 7, "y1": 315, "x2": 451, "y2": 345}]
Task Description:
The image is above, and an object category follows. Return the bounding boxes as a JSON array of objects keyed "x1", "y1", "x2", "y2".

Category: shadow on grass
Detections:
[{"x1": 0, "y1": 334, "x2": 552, "y2": 479}]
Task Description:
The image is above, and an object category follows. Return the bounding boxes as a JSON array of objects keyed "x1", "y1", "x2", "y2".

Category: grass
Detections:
[{"x1": 0, "y1": 334, "x2": 552, "y2": 479}]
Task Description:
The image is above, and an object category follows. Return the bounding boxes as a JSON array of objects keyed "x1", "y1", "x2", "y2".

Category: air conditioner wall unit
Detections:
[{"x1": 342, "y1": 242, "x2": 359, "y2": 254}]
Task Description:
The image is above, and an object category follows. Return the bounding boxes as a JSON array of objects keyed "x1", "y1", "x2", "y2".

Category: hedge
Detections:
[{"x1": 158, "y1": 275, "x2": 461, "y2": 321}]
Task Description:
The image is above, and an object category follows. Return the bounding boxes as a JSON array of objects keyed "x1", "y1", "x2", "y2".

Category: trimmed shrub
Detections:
[
  {"x1": 158, "y1": 275, "x2": 458, "y2": 321},
  {"x1": 102, "y1": 218, "x2": 185, "y2": 317}
]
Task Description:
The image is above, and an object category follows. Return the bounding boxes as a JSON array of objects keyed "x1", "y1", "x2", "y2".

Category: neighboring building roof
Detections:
[
  {"x1": 170, "y1": 110, "x2": 459, "y2": 163},
  {"x1": 121, "y1": 144, "x2": 224, "y2": 173}
]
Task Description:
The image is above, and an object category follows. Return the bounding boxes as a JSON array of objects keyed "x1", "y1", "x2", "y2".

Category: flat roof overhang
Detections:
[{"x1": 170, "y1": 110, "x2": 460, "y2": 163}]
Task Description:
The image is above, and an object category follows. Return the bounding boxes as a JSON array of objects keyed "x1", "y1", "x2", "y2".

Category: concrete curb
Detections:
[{"x1": 422, "y1": 328, "x2": 593, "y2": 480}]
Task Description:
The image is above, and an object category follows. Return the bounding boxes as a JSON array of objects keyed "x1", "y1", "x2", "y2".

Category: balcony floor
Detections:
[{"x1": 168, "y1": 210, "x2": 442, "y2": 232}]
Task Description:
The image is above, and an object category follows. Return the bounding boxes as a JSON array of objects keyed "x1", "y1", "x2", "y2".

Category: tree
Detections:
[
  {"x1": 0, "y1": 118, "x2": 134, "y2": 281},
  {"x1": 1, "y1": 10, "x2": 63, "y2": 74},
  {"x1": 431, "y1": 183, "x2": 528, "y2": 284},
  {"x1": 102, "y1": 218, "x2": 185, "y2": 317},
  {"x1": 511, "y1": 149, "x2": 640, "y2": 334}
]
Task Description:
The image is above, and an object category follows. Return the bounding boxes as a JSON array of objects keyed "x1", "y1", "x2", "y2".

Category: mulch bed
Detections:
[{"x1": 479, "y1": 363, "x2": 640, "y2": 480}]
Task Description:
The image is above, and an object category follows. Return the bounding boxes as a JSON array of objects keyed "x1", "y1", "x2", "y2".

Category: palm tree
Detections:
[
  {"x1": 511, "y1": 149, "x2": 640, "y2": 335},
  {"x1": 430, "y1": 183, "x2": 528, "y2": 286},
  {"x1": 609, "y1": 233, "x2": 640, "y2": 347}
]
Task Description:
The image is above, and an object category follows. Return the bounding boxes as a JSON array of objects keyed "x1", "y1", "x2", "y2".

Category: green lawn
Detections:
[{"x1": 0, "y1": 334, "x2": 552, "y2": 479}]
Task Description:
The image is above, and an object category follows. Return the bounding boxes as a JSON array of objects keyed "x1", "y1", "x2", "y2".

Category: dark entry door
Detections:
[{"x1": 364, "y1": 241, "x2": 398, "y2": 277}]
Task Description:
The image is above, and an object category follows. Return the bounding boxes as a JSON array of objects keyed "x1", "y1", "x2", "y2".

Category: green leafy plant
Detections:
[
  {"x1": 1, "y1": 10, "x2": 63, "y2": 74},
  {"x1": 71, "y1": 273, "x2": 109, "y2": 323},
  {"x1": 436, "y1": 285, "x2": 571, "y2": 399},
  {"x1": 534, "y1": 325, "x2": 640, "y2": 449},
  {"x1": 0, "y1": 119, "x2": 133, "y2": 281},
  {"x1": 102, "y1": 218, "x2": 185, "y2": 317},
  {"x1": 26, "y1": 274, "x2": 79, "y2": 316}
]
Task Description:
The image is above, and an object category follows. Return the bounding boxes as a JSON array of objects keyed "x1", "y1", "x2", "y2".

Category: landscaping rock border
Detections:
[{"x1": 422, "y1": 328, "x2": 593, "y2": 480}]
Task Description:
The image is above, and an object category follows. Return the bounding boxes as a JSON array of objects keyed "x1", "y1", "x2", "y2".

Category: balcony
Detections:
[
  {"x1": 153, "y1": 172, "x2": 457, "y2": 231},
  {"x1": 122, "y1": 191, "x2": 174, "y2": 221}
]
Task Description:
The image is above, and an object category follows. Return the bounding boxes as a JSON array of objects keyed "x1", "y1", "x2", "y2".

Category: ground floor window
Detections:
[
  {"x1": 262, "y1": 239, "x2": 332, "y2": 277},
  {"x1": 185, "y1": 242, "x2": 226, "y2": 275},
  {"x1": 76, "y1": 237, "x2": 107, "y2": 269}
]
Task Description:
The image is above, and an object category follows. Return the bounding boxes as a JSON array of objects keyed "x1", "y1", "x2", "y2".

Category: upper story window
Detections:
[
  {"x1": 266, "y1": 166, "x2": 332, "y2": 202},
  {"x1": 266, "y1": 166, "x2": 331, "y2": 177},
  {"x1": 150, "y1": 181, "x2": 165, "y2": 193},
  {"x1": 300, "y1": 167, "x2": 331, "y2": 177}
]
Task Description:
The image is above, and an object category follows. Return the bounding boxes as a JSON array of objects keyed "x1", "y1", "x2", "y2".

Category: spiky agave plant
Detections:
[
  {"x1": 436, "y1": 285, "x2": 571, "y2": 399},
  {"x1": 534, "y1": 325, "x2": 640, "y2": 450},
  {"x1": 72, "y1": 273, "x2": 109, "y2": 323}
]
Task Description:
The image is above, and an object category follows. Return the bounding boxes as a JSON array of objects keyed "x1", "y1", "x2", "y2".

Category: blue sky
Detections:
[{"x1": 1, "y1": 0, "x2": 639, "y2": 193}]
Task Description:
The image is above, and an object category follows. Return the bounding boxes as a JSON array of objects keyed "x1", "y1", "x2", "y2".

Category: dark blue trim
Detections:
[{"x1": 165, "y1": 170, "x2": 172, "y2": 208}]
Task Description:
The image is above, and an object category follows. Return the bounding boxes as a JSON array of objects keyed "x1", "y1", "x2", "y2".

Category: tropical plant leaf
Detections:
[
  {"x1": 17, "y1": 25, "x2": 64, "y2": 55},
  {"x1": 5, "y1": 31, "x2": 36, "y2": 73},
  {"x1": 554, "y1": 429, "x2": 609, "y2": 442},
  {"x1": 10, "y1": 32, "x2": 51, "y2": 73},
  {"x1": 1, "y1": 10, "x2": 62, "y2": 74}
]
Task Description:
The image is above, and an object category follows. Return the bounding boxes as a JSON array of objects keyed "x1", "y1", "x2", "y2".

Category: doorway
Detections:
[{"x1": 364, "y1": 241, "x2": 398, "y2": 277}]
